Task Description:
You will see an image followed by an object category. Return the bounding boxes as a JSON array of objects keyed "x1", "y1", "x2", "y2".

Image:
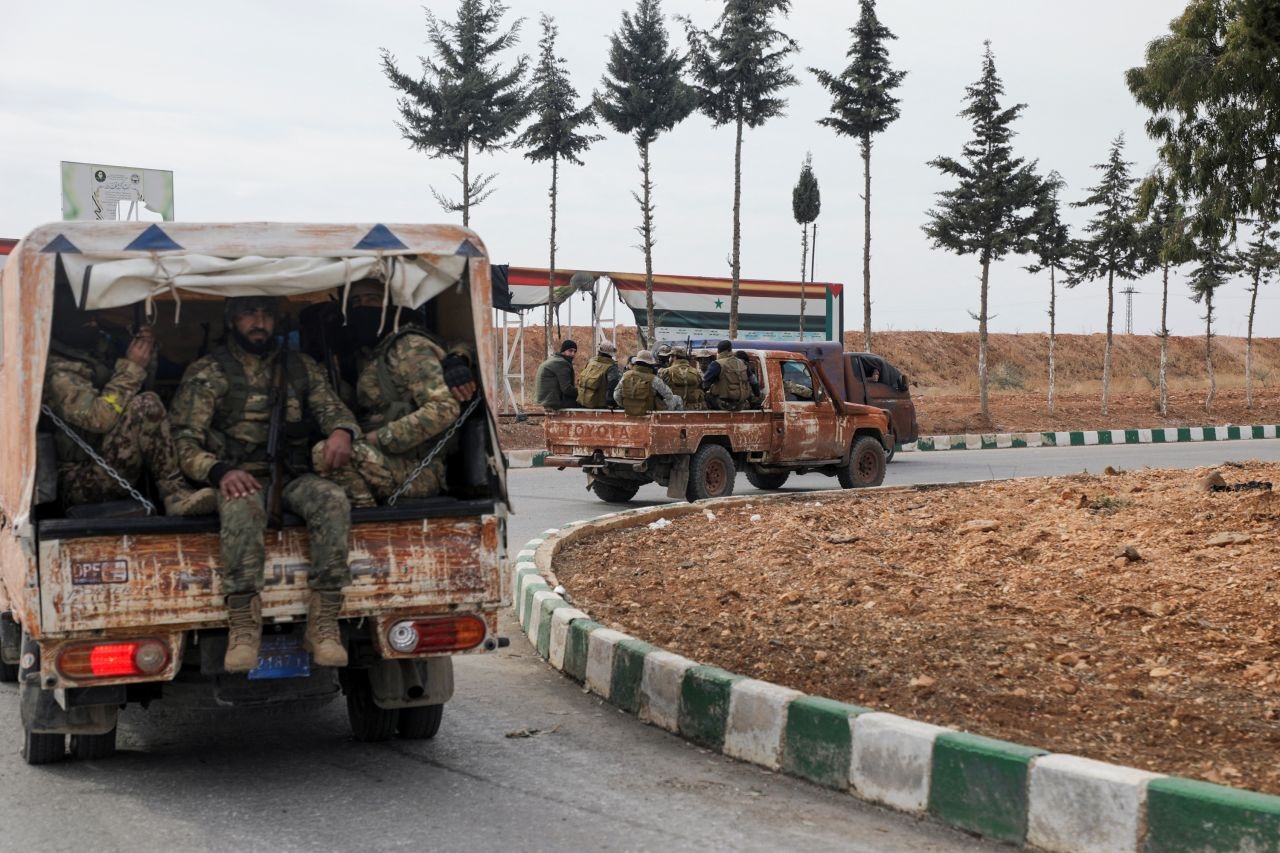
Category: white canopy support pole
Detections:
[{"x1": 500, "y1": 311, "x2": 525, "y2": 416}]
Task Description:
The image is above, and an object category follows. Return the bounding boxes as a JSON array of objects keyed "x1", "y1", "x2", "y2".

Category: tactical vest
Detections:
[
  {"x1": 660, "y1": 361, "x2": 704, "y2": 409},
  {"x1": 619, "y1": 366, "x2": 658, "y2": 416},
  {"x1": 211, "y1": 345, "x2": 313, "y2": 471},
  {"x1": 711, "y1": 354, "x2": 749, "y2": 405},
  {"x1": 361, "y1": 327, "x2": 445, "y2": 430},
  {"x1": 45, "y1": 341, "x2": 117, "y2": 464},
  {"x1": 576, "y1": 355, "x2": 614, "y2": 408}
]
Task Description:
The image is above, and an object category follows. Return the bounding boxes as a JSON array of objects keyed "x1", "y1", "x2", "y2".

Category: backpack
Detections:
[
  {"x1": 619, "y1": 367, "x2": 658, "y2": 416},
  {"x1": 576, "y1": 356, "x2": 614, "y2": 408}
]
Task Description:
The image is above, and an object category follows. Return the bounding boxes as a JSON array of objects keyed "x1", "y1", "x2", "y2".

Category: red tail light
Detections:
[
  {"x1": 58, "y1": 639, "x2": 169, "y2": 679},
  {"x1": 386, "y1": 615, "x2": 487, "y2": 654}
]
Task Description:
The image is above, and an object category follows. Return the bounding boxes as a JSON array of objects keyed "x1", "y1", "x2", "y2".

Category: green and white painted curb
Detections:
[
  {"x1": 505, "y1": 423, "x2": 1280, "y2": 467},
  {"x1": 512, "y1": 494, "x2": 1280, "y2": 852},
  {"x1": 906, "y1": 422, "x2": 1280, "y2": 453}
]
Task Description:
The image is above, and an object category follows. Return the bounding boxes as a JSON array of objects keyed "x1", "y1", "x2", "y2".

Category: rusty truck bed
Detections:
[
  {"x1": 33, "y1": 498, "x2": 503, "y2": 637},
  {"x1": 544, "y1": 410, "x2": 775, "y2": 461}
]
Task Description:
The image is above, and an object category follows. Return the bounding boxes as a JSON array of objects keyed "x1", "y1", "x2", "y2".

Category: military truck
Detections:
[{"x1": 0, "y1": 222, "x2": 509, "y2": 763}]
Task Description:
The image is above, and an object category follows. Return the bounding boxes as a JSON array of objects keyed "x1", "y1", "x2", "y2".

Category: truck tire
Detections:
[
  {"x1": 71, "y1": 727, "x2": 117, "y2": 760},
  {"x1": 398, "y1": 703, "x2": 444, "y2": 740},
  {"x1": 591, "y1": 479, "x2": 640, "y2": 504},
  {"x1": 22, "y1": 729, "x2": 65, "y2": 765},
  {"x1": 687, "y1": 444, "x2": 736, "y2": 502},
  {"x1": 745, "y1": 467, "x2": 790, "y2": 490},
  {"x1": 838, "y1": 435, "x2": 886, "y2": 489},
  {"x1": 346, "y1": 671, "x2": 398, "y2": 743}
]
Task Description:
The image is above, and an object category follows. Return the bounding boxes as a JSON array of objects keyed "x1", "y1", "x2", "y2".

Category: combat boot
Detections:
[
  {"x1": 304, "y1": 591, "x2": 348, "y2": 667},
  {"x1": 224, "y1": 593, "x2": 262, "y2": 673},
  {"x1": 163, "y1": 486, "x2": 219, "y2": 517}
]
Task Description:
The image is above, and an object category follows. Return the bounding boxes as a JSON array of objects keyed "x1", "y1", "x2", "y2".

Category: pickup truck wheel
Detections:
[
  {"x1": 838, "y1": 436, "x2": 887, "y2": 489},
  {"x1": 70, "y1": 727, "x2": 117, "y2": 760},
  {"x1": 591, "y1": 479, "x2": 641, "y2": 504},
  {"x1": 398, "y1": 703, "x2": 444, "y2": 740},
  {"x1": 22, "y1": 729, "x2": 65, "y2": 765},
  {"x1": 745, "y1": 467, "x2": 790, "y2": 490},
  {"x1": 346, "y1": 670, "x2": 398, "y2": 743},
  {"x1": 687, "y1": 444, "x2": 736, "y2": 502}
]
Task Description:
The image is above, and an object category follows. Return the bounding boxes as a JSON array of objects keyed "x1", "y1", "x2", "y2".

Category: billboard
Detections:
[{"x1": 61, "y1": 161, "x2": 174, "y2": 221}]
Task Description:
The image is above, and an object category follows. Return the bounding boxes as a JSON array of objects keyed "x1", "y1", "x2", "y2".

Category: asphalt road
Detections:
[{"x1": 2, "y1": 441, "x2": 1277, "y2": 851}]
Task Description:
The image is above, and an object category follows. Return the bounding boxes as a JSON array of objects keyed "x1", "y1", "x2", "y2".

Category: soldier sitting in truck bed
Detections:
[
  {"x1": 614, "y1": 350, "x2": 683, "y2": 415},
  {"x1": 43, "y1": 281, "x2": 217, "y2": 517},
  {"x1": 701, "y1": 340, "x2": 751, "y2": 411}
]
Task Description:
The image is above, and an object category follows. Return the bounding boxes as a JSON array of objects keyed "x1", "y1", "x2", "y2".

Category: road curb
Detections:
[
  {"x1": 504, "y1": 423, "x2": 1280, "y2": 466},
  {"x1": 512, "y1": 494, "x2": 1280, "y2": 852}
]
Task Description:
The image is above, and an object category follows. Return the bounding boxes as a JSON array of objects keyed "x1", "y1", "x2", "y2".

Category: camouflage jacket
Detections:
[
  {"x1": 355, "y1": 329, "x2": 460, "y2": 457},
  {"x1": 171, "y1": 337, "x2": 359, "y2": 483},
  {"x1": 44, "y1": 341, "x2": 148, "y2": 462}
]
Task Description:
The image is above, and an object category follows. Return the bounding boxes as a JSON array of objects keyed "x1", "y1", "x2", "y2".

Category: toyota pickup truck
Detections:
[
  {"x1": 0, "y1": 222, "x2": 509, "y2": 763},
  {"x1": 543, "y1": 350, "x2": 891, "y2": 502}
]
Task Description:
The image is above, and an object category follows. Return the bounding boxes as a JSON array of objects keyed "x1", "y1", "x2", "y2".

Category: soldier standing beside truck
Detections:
[
  {"x1": 43, "y1": 282, "x2": 216, "y2": 516},
  {"x1": 170, "y1": 296, "x2": 361, "y2": 673}
]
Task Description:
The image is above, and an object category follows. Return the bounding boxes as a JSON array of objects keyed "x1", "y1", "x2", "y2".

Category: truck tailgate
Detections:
[{"x1": 35, "y1": 504, "x2": 504, "y2": 636}]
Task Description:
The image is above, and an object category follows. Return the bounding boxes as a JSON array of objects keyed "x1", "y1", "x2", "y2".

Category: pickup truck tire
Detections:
[
  {"x1": 346, "y1": 671, "x2": 398, "y2": 742},
  {"x1": 687, "y1": 444, "x2": 736, "y2": 502},
  {"x1": 838, "y1": 436, "x2": 887, "y2": 489},
  {"x1": 592, "y1": 479, "x2": 641, "y2": 504},
  {"x1": 71, "y1": 727, "x2": 117, "y2": 760},
  {"x1": 745, "y1": 467, "x2": 790, "y2": 490},
  {"x1": 398, "y1": 703, "x2": 443, "y2": 740},
  {"x1": 22, "y1": 729, "x2": 65, "y2": 765}
]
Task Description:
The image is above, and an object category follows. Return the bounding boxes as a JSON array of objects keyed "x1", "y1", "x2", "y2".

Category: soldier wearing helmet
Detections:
[
  {"x1": 658, "y1": 344, "x2": 705, "y2": 409},
  {"x1": 614, "y1": 349, "x2": 683, "y2": 415},
  {"x1": 655, "y1": 343, "x2": 673, "y2": 370}
]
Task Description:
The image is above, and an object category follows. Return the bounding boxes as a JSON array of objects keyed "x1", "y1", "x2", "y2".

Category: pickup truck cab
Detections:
[
  {"x1": 544, "y1": 350, "x2": 891, "y2": 502},
  {"x1": 0, "y1": 222, "x2": 509, "y2": 763}
]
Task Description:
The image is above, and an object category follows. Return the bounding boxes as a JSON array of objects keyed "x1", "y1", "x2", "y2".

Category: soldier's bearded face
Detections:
[{"x1": 232, "y1": 309, "x2": 275, "y2": 349}]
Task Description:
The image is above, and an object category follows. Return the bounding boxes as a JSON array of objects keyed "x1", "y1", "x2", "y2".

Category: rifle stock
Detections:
[{"x1": 265, "y1": 330, "x2": 289, "y2": 528}]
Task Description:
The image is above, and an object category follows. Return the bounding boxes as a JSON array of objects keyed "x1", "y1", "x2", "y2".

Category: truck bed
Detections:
[
  {"x1": 34, "y1": 497, "x2": 503, "y2": 637},
  {"x1": 544, "y1": 409, "x2": 774, "y2": 460}
]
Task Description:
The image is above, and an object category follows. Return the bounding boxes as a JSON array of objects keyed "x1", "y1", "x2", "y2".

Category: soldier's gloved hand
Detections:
[
  {"x1": 220, "y1": 469, "x2": 261, "y2": 501},
  {"x1": 441, "y1": 353, "x2": 476, "y2": 402}
]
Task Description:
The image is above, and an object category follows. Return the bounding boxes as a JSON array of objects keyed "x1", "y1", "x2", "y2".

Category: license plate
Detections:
[{"x1": 248, "y1": 634, "x2": 312, "y2": 680}]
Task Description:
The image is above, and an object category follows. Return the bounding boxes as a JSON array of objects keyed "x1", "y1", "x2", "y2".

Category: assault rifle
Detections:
[{"x1": 264, "y1": 323, "x2": 290, "y2": 529}]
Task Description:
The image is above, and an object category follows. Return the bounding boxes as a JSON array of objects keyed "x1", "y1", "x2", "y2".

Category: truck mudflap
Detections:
[
  {"x1": 364, "y1": 657, "x2": 453, "y2": 709},
  {"x1": 21, "y1": 680, "x2": 118, "y2": 736}
]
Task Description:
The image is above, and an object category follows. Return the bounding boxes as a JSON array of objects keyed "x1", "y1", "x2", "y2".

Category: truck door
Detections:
[{"x1": 777, "y1": 360, "x2": 840, "y2": 461}]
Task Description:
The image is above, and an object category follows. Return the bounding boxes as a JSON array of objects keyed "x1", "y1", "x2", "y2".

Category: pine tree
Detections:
[
  {"x1": 517, "y1": 15, "x2": 604, "y2": 356},
  {"x1": 380, "y1": 0, "x2": 528, "y2": 226},
  {"x1": 1189, "y1": 235, "x2": 1237, "y2": 413},
  {"x1": 595, "y1": 0, "x2": 697, "y2": 343},
  {"x1": 810, "y1": 0, "x2": 905, "y2": 352},
  {"x1": 1025, "y1": 171, "x2": 1073, "y2": 416},
  {"x1": 684, "y1": 0, "x2": 799, "y2": 338},
  {"x1": 923, "y1": 42, "x2": 1041, "y2": 421},
  {"x1": 1137, "y1": 171, "x2": 1196, "y2": 416},
  {"x1": 1069, "y1": 134, "x2": 1144, "y2": 417},
  {"x1": 791, "y1": 153, "x2": 821, "y2": 337},
  {"x1": 1236, "y1": 219, "x2": 1279, "y2": 409}
]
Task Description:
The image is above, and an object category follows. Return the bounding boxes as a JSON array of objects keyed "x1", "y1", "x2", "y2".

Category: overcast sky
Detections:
[{"x1": 4, "y1": 0, "x2": 1272, "y2": 338}]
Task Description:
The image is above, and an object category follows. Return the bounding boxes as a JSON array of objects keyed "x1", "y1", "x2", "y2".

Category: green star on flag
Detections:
[{"x1": 714, "y1": 298, "x2": 724, "y2": 309}]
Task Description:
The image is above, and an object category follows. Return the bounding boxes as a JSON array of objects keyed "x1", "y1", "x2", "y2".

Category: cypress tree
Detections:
[
  {"x1": 1235, "y1": 219, "x2": 1279, "y2": 409},
  {"x1": 1188, "y1": 235, "x2": 1237, "y2": 413},
  {"x1": 1137, "y1": 171, "x2": 1197, "y2": 416},
  {"x1": 684, "y1": 0, "x2": 799, "y2": 338},
  {"x1": 923, "y1": 42, "x2": 1042, "y2": 422},
  {"x1": 1069, "y1": 134, "x2": 1144, "y2": 417},
  {"x1": 810, "y1": 0, "x2": 905, "y2": 352},
  {"x1": 517, "y1": 15, "x2": 604, "y2": 355},
  {"x1": 791, "y1": 153, "x2": 821, "y2": 337},
  {"x1": 595, "y1": 0, "x2": 697, "y2": 344},
  {"x1": 1025, "y1": 171, "x2": 1073, "y2": 416},
  {"x1": 380, "y1": 0, "x2": 528, "y2": 226}
]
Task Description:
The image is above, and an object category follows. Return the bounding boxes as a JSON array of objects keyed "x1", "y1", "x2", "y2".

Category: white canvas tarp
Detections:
[{"x1": 59, "y1": 253, "x2": 467, "y2": 312}]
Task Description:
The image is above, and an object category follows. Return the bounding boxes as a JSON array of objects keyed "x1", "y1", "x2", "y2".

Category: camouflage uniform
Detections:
[
  {"x1": 44, "y1": 340, "x2": 191, "y2": 506},
  {"x1": 320, "y1": 328, "x2": 460, "y2": 507},
  {"x1": 170, "y1": 337, "x2": 361, "y2": 595}
]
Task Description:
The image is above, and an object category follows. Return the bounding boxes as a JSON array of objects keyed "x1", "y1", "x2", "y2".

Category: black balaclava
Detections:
[
  {"x1": 226, "y1": 296, "x2": 280, "y2": 356},
  {"x1": 51, "y1": 280, "x2": 101, "y2": 350},
  {"x1": 346, "y1": 305, "x2": 386, "y2": 350}
]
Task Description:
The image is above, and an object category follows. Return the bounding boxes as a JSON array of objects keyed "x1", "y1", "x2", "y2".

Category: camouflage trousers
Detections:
[
  {"x1": 58, "y1": 391, "x2": 186, "y2": 505},
  {"x1": 216, "y1": 473, "x2": 352, "y2": 595},
  {"x1": 314, "y1": 441, "x2": 443, "y2": 508}
]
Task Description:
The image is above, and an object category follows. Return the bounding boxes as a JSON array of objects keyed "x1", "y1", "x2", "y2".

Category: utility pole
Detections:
[{"x1": 1121, "y1": 286, "x2": 1139, "y2": 335}]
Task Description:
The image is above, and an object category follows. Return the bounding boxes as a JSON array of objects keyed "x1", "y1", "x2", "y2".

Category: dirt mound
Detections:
[{"x1": 554, "y1": 463, "x2": 1280, "y2": 794}]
